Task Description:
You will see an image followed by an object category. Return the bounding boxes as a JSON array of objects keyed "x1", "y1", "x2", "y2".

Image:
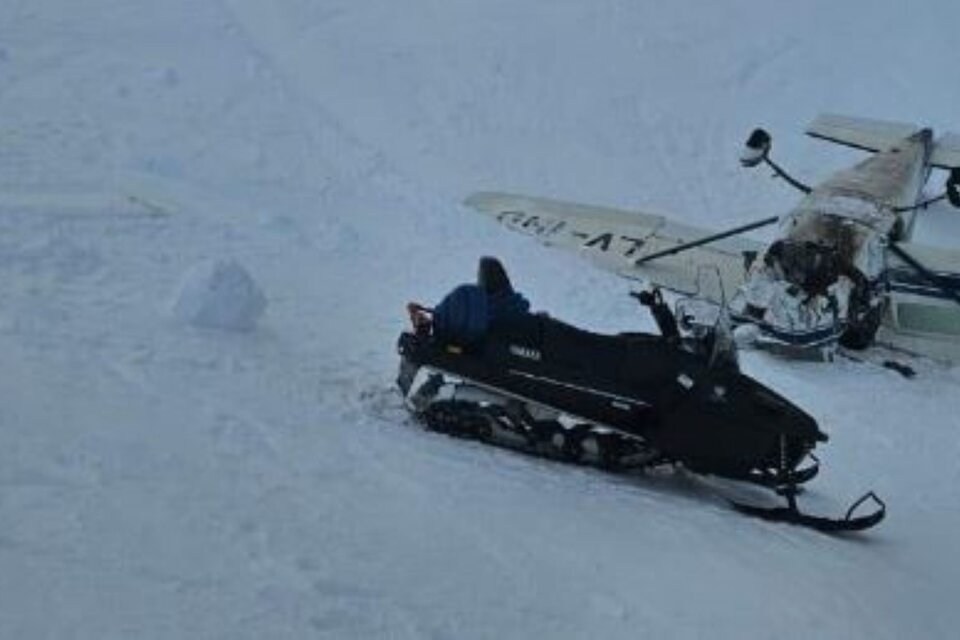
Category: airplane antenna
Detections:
[{"x1": 740, "y1": 129, "x2": 812, "y2": 194}]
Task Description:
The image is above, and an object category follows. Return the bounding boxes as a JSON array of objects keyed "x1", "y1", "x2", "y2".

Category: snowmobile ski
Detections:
[{"x1": 730, "y1": 491, "x2": 886, "y2": 533}]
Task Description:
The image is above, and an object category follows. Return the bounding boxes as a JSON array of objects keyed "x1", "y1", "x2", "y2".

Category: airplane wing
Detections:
[
  {"x1": 464, "y1": 191, "x2": 764, "y2": 303},
  {"x1": 881, "y1": 240, "x2": 960, "y2": 359},
  {"x1": 808, "y1": 113, "x2": 960, "y2": 169},
  {"x1": 806, "y1": 113, "x2": 920, "y2": 152}
]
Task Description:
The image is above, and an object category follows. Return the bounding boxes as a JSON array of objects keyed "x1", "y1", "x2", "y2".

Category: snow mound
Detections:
[{"x1": 172, "y1": 259, "x2": 267, "y2": 331}]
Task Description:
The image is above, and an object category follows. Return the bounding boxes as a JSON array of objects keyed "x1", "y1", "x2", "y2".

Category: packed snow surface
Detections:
[{"x1": 2, "y1": 1, "x2": 959, "y2": 638}]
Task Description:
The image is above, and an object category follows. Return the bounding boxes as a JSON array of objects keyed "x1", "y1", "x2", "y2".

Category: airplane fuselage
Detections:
[
  {"x1": 731, "y1": 129, "x2": 936, "y2": 352},
  {"x1": 466, "y1": 113, "x2": 960, "y2": 360}
]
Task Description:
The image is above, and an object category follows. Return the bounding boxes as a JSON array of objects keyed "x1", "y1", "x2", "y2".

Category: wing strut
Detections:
[{"x1": 634, "y1": 216, "x2": 779, "y2": 266}]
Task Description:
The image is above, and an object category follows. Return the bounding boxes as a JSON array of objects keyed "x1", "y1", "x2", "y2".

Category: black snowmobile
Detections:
[{"x1": 397, "y1": 286, "x2": 885, "y2": 533}]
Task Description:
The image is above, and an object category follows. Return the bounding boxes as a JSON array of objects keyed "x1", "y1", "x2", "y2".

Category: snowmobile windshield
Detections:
[
  {"x1": 708, "y1": 310, "x2": 738, "y2": 370},
  {"x1": 675, "y1": 297, "x2": 738, "y2": 369}
]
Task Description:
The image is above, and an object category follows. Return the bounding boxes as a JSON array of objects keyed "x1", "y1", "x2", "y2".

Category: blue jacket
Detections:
[
  {"x1": 488, "y1": 289, "x2": 530, "y2": 326},
  {"x1": 433, "y1": 285, "x2": 530, "y2": 343},
  {"x1": 433, "y1": 284, "x2": 489, "y2": 344}
]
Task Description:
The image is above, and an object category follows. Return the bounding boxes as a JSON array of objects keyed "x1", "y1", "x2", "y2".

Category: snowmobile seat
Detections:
[
  {"x1": 538, "y1": 317, "x2": 625, "y2": 376},
  {"x1": 487, "y1": 309, "x2": 542, "y2": 339},
  {"x1": 484, "y1": 313, "x2": 670, "y2": 381}
]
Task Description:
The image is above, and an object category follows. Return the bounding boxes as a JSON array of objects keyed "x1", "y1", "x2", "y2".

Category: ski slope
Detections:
[{"x1": 2, "y1": 1, "x2": 959, "y2": 637}]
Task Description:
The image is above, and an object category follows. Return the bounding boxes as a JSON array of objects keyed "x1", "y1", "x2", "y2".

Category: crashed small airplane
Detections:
[{"x1": 466, "y1": 114, "x2": 960, "y2": 361}]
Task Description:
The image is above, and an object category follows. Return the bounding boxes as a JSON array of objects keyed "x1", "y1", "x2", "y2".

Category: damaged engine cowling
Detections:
[{"x1": 731, "y1": 200, "x2": 888, "y2": 352}]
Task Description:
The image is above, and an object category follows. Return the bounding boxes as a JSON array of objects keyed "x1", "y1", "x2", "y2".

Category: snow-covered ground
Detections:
[{"x1": 2, "y1": 1, "x2": 959, "y2": 637}]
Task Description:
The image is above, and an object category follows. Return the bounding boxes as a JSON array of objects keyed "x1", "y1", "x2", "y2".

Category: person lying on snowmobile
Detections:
[{"x1": 407, "y1": 256, "x2": 530, "y2": 343}]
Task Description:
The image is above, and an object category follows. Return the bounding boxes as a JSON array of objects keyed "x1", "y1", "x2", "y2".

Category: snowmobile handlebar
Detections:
[
  {"x1": 630, "y1": 289, "x2": 679, "y2": 340},
  {"x1": 629, "y1": 288, "x2": 662, "y2": 307}
]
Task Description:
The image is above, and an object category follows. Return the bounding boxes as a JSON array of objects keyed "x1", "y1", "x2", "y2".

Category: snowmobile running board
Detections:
[{"x1": 730, "y1": 491, "x2": 886, "y2": 533}]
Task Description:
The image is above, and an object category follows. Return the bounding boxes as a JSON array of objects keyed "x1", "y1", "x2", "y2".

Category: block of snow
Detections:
[{"x1": 173, "y1": 259, "x2": 267, "y2": 331}]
